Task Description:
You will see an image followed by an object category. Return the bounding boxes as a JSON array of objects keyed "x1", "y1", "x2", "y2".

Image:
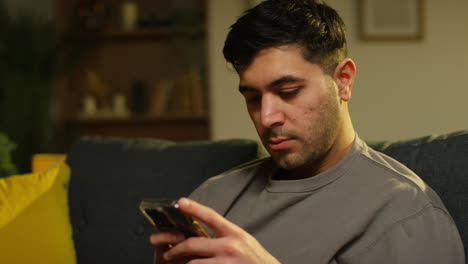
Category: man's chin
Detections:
[{"x1": 271, "y1": 152, "x2": 303, "y2": 170}]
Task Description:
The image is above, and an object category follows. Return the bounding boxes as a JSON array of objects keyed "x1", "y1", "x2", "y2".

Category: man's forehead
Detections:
[{"x1": 239, "y1": 55, "x2": 323, "y2": 81}]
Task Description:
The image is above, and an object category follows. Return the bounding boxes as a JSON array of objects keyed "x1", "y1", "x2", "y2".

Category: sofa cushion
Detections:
[
  {"x1": 0, "y1": 162, "x2": 76, "y2": 264},
  {"x1": 66, "y1": 137, "x2": 265, "y2": 264},
  {"x1": 369, "y1": 130, "x2": 468, "y2": 257}
]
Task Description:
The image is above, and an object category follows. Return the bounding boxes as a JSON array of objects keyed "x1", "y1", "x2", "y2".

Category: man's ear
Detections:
[{"x1": 333, "y1": 58, "x2": 356, "y2": 102}]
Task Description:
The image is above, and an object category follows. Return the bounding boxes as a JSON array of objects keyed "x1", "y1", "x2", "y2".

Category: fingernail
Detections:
[
  {"x1": 178, "y1": 197, "x2": 189, "y2": 207},
  {"x1": 149, "y1": 234, "x2": 156, "y2": 244}
]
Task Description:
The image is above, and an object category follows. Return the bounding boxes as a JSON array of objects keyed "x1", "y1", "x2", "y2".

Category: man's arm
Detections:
[{"x1": 149, "y1": 197, "x2": 281, "y2": 264}]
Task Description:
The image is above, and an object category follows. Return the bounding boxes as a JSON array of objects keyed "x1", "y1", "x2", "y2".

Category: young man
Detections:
[{"x1": 150, "y1": 0, "x2": 465, "y2": 263}]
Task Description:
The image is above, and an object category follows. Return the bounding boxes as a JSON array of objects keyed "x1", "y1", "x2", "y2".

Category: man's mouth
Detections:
[{"x1": 267, "y1": 137, "x2": 293, "y2": 151}]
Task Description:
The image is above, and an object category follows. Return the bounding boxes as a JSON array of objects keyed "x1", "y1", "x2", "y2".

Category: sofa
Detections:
[
  {"x1": 66, "y1": 137, "x2": 267, "y2": 264},
  {"x1": 1, "y1": 131, "x2": 467, "y2": 263}
]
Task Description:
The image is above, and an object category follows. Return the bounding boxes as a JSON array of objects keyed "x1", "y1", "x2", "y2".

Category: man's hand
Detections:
[{"x1": 149, "y1": 197, "x2": 281, "y2": 264}]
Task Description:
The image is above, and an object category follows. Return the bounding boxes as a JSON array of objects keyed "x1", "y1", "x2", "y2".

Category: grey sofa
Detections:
[{"x1": 66, "y1": 131, "x2": 468, "y2": 263}]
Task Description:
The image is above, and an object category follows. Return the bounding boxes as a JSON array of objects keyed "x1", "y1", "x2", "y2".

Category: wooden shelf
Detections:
[
  {"x1": 56, "y1": 0, "x2": 209, "y2": 150},
  {"x1": 75, "y1": 114, "x2": 209, "y2": 123},
  {"x1": 101, "y1": 26, "x2": 205, "y2": 40},
  {"x1": 62, "y1": 115, "x2": 210, "y2": 148}
]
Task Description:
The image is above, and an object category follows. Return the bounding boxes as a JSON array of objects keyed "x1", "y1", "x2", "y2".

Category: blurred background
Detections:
[{"x1": 0, "y1": 0, "x2": 467, "y2": 174}]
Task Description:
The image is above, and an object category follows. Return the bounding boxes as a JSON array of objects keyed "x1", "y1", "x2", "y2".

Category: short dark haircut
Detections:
[{"x1": 223, "y1": 0, "x2": 348, "y2": 75}]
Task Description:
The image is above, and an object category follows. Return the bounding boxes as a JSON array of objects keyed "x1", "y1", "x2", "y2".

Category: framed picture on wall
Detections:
[{"x1": 358, "y1": 0, "x2": 424, "y2": 41}]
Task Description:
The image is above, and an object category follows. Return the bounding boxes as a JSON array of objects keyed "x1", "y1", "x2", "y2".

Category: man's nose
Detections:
[{"x1": 260, "y1": 95, "x2": 284, "y2": 128}]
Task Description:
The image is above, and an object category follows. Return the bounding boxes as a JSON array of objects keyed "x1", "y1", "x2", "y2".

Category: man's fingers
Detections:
[
  {"x1": 185, "y1": 259, "x2": 218, "y2": 264},
  {"x1": 163, "y1": 237, "x2": 215, "y2": 261},
  {"x1": 149, "y1": 231, "x2": 185, "y2": 247},
  {"x1": 177, "y1": 197, "x2": 242, "y2": 237}
]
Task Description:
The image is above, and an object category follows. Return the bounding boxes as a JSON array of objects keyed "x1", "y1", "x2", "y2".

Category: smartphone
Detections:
[{"x1": 139, "y1": 198, "x2": 210, "y2": 238}]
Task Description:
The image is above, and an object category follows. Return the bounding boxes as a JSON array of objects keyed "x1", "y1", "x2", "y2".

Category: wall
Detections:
[
  {"x1": 207, "y1": 0, "x2": 259, "y2": 141},
  {"x1": 208, "y1": 0, "x2": 468, "y2": 142}
]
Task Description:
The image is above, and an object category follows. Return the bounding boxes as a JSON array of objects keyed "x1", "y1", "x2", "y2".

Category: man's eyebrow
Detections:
[
  {"x1": 268, "y1": 75, "x2": 305, "y2": 89},
  {"x1": 239, "y1": 85, "x2": 256, "y2": 93}
]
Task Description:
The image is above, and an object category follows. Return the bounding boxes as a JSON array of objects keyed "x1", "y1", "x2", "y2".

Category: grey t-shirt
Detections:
[{"x1": 189, "y1": 136, "x2": 465, "y2": 263}]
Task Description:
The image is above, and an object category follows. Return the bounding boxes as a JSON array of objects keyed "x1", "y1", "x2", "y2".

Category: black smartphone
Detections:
[{"x1": 139, "y1": 198, "x2": 210, "y2": 238}]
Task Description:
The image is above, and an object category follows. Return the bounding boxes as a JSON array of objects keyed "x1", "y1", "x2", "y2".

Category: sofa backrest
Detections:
[
  {"x1": 369, "y1": 130, "x2": 468, "y2": 258},
  {"x1": 66, "y1": 131, "x2": 468, "y2": 263},
  {"x1": 66, "y1": 137, "x2": 266, "y2": 264}
]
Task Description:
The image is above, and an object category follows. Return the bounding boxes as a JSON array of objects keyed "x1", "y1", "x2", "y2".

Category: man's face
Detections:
[{"x1": 238, "y1": 45, "x2": 341, "y2": 174}]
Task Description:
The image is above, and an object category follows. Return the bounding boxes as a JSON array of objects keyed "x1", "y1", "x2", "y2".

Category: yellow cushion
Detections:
[
  {"x1": 32, "y1": 153, "x2": 67, "y2": 173},
  {"x1": 0, "y1": 162, "x2": 76, "y2": 264}
]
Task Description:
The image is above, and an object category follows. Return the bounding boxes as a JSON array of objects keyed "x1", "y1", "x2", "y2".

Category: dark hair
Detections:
[{"x1": 223, "y1": 0, "x2": 348, "y2": 74}]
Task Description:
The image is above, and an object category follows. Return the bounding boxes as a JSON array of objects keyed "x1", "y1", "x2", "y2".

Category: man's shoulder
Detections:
[
  {"x1": 351, "y1": 143, "x2": 453, "y2": 223},
  {"x1": 220, "y1": 156, "x2": 271, "y2": 175},
  {"x1": 188, "y1": 157, "x2": 273, "y2": 207},
  {"x1": 202, "y1": 156, "x2": 270, "y2": 183},
  {"x1": 338, "y1": 143, "x2": 464, "y2": 262},
  {"x1": 339, "y1": 140, "x2": 451, "y2": 224},
  {"x1": 357, "y1": 144, "x2": 437, "y2": 198}
]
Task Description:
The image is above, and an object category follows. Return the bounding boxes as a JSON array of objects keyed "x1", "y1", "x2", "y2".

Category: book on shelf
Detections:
[
  {"x1": 149, "y1": 79, "x2": 173, "y2": 116},
  {"x1": 149, "y1": 65, "x2": 205, "y2": 117},
  {"x1": 188, "y1": 65, "x2": 205, "y2": 115},
  {"x1": 166, "y1": 67, "x2": 203, "y2": 116},
  {"x1": 169, "y1": 70, "x2": 192, "y2": 115}
]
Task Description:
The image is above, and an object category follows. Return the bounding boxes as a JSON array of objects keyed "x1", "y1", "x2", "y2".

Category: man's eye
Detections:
[
  {"x1": 242, "y1": 91, "x2": 261, "y2": 103},
  {"x1": 245, "y1": 96, "x2": 260, "y2": 103},
  {"x1": 279, "y1": 88, "x2": 300, "y2": 97}
]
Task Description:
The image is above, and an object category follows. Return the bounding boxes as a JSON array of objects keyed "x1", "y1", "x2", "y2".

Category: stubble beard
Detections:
[{"x1": 269, "y1": 84, "x2": 341, "y2": 173}]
